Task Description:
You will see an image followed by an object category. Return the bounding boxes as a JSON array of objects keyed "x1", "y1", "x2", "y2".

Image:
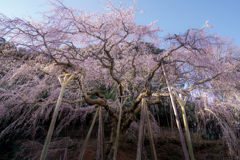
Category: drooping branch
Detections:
[
  {"x1": 49, "y1": 99, "x2": 85, "y2": 105},
  {"x1": 183, "y1": 72, "x2": 222, "y2": 92},
  {"x1": 87, "y1": 90, "x2": 106, "y2": 99},
  {"x1": 155, "y1": 44, "x2": 184, "y2": 62}
]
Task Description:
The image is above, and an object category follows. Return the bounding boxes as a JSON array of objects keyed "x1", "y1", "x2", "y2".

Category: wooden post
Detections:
[
  {"x1": 170, "y1": 102, "x2": 174, "y2": 132},
  {"x1": 141, "y1": 100, "x2": 146, "y2": 160},
  {"x1": 97, "y1": 106, "x2": 104, "y2": 160},
  {"x1": 113, "y1": 97, "x2": 127, "y2": 160},
  {"x1": 40, "y1": 73, "x2": 76, "y2": 160},
  {"x1": 78, "y1": 107, "x2": 99, "y2": 160},
  {"x1": 136, "y1": 98, "x2": 146, "y2": 160},
  {"x1": 161, "y1": 62, "x2": 190, "y2": 160},
  {"x1": 113, "y1": 104, "x2": 122, "y2": 160},
  {"x1": 100, "y1": 107, "x2": 104, "y2": 160},
  {"x1": 173, "y1": 89, "x2": 195, "y2": 160},
  {"x1": 144, "y1": 99, "x2": 158, "y2": 160}
]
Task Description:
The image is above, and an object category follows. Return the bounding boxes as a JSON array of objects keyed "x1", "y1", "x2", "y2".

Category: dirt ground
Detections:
[
  {"x1": 15, "y1": 128, "x2": 239, "y2": 160},
  {"x1": 76, "y1": 129, "x2": 237, "y2": 160}
]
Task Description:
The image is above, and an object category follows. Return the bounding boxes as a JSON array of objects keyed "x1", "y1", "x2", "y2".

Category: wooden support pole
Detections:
[
  {"x1": 144, "y1": 99, "x2": 158, "y2": 160},
  {"x1": 170, "y1": 102, "x2": 174, "y2": 132},
  {"x1": 113, "y1": 97, "x2": 127, "y2": 160},
  {"x1": 40, "y1": 73, "x2": 76, "y2": 160},
  {"x1": 97, "y1": 106, "x2": 104, "y2": 160},
  {"x1": 113, "y1": 104, "x2": 122, "y2": 160},
  {"x1": 78, "y1": 107, "x2": 100, "y2": 160},
  {"x1": 136, "y1": 99, "x2": 146, "y2": 160},
  {"x1": 173, "y1": 90, "x2": 195, "y2": 160},
  {"x1": 172, "y1": 87, "x2": 189, "y2": 96},
  {"x1": 100, "y1": 107, "x2": 104, "y2": 160},
  {"x1": 97, "y1": 110, "x2": 100, "y2": 160},
  {"x1": 161, "y1": 62, "x2": 190, "y2": 160},
  {"x1": 141, "y1": 100, "x2": 146, "y2": 160}
]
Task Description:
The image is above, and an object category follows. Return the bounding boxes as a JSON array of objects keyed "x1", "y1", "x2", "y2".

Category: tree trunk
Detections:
[{"x1": 164, "y1": 103, "x2": 170, "y2": 128}]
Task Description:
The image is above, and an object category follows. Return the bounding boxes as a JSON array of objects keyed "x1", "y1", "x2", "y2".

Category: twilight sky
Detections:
[{"x1": 1, "y1": 0, "x2": 240, "y2": 47}]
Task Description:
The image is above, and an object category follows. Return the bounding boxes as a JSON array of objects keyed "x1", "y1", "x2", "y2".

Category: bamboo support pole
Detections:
[
  {"x1": 97, "y1": 108, "x2": 100, "y2": 160},
  {"x1": 141, "y1": 100, "x2": 146, "y2": 160},
  {"x1": 113, "y1": 106, "x2": 122, "y2": 160},
  {"x1": 136, "y1": 99, "x2": 146, "y2": 160},
  {"x1": 113, "y1": 105, "x2": 122, "y2": 160},
  {"x1": 161, "y1": 62, "x2": 190, "y2": 160},
  {"x1": 170, "y1": 102, "x2": 174, "y2": 132},
  {"x1": 97, "y1": 106, "x2": 104, "y2": 160},
  {"x1": 144, "y1": 99, "x2": 158, "y2": 160},
  {"x1": 100, "y1": 107, "x2": 104, "y2": 160},
  {"x1": 113, "y1": 97, "x2": 127, "y2": 160},
  {"x1": 78, "y1": 107, "x2": 100, "y2": 160},
  {"x1": 171, "y1": 87, "x2": 189, "y2": 96},
  {"x1": 40, "y1": 73, "x2": 76, "y2": 160},
  {"x1": 173, "y1": 90, "x2": 195, "y2": 160}
]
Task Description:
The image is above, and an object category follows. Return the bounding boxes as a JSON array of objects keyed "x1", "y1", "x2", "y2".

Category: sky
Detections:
[{"x1": 0, "y1": 0, "x2": 240, "y2": 47}]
